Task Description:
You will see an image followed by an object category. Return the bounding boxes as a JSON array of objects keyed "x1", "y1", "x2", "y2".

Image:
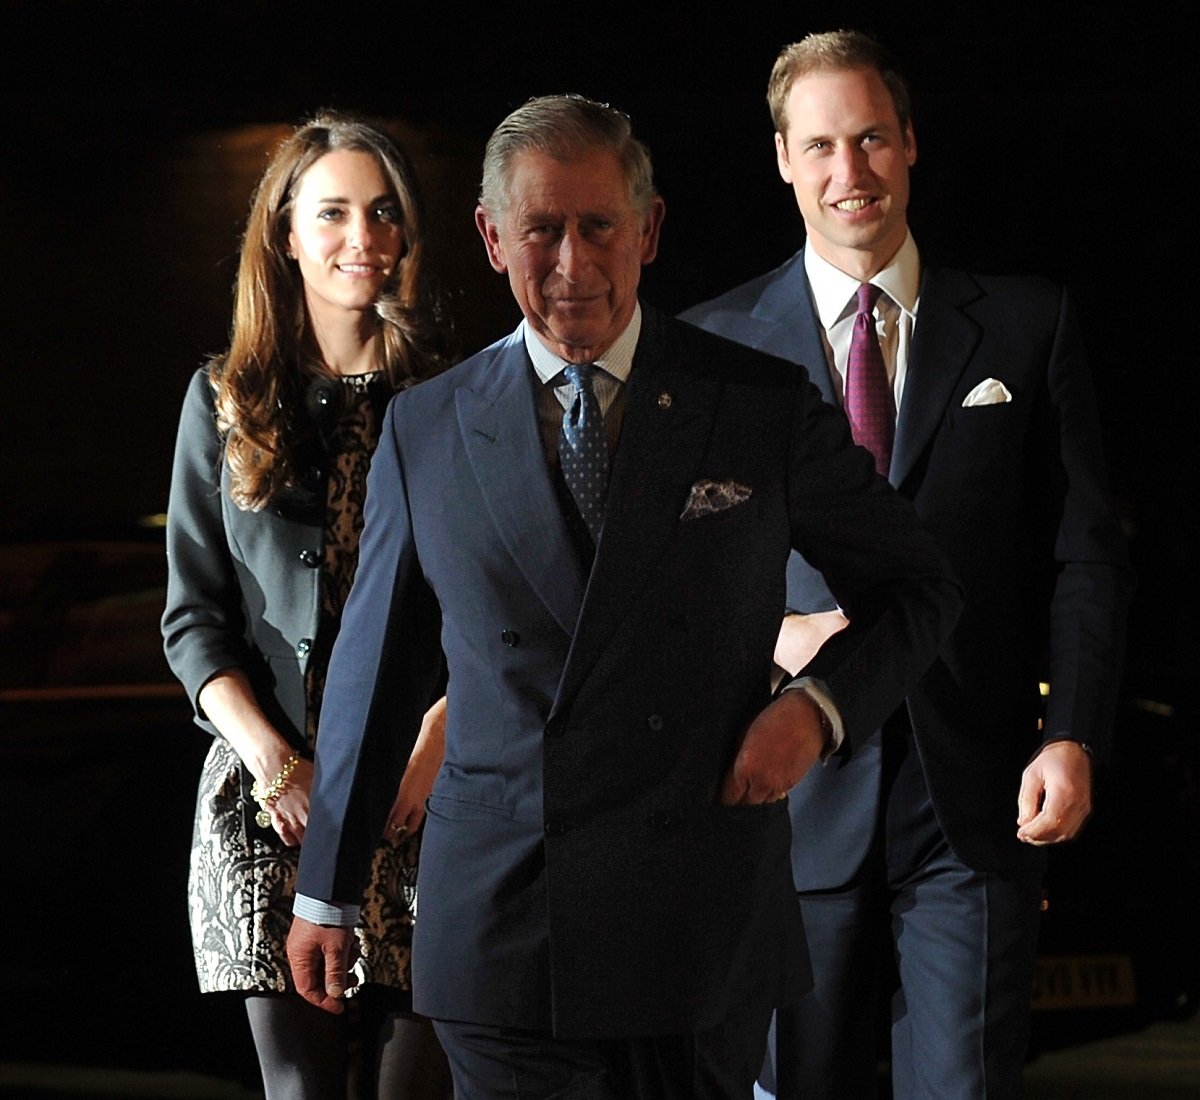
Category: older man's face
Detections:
[{"x1": 476, "y1": 147, "x2": 664, "y2": 363}]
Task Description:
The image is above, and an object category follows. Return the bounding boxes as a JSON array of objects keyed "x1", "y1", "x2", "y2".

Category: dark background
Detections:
[
  {"x1": 1, "y1": 0, "x2": 1196, "y2": 1085},
  {"x1": 2, "y1": 0, "x2": 1195, "y2": 697}
]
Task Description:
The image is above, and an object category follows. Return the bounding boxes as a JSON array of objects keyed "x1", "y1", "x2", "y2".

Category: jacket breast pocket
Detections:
[
  {"x1": 676, "y1": 496, "x2": 759, "y2": 541},
  {"x1": 947, "y1": 400, "x2": 1023, "y2": 451}
]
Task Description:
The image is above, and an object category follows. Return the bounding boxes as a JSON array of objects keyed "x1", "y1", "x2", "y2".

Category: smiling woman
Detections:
[
  {"x1": 287, "y1": 149, "x2": 407, "y2": 334},
  {"x1": 159, "y1": 112, "x2": 456, "y2": 1100},
  {"x1": 212, "y1": 115, "x2": 448, "y2": 512}
]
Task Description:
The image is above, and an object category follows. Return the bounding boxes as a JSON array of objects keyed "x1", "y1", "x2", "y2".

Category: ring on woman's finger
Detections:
[{"x1": 390, "y1": 822, "x2": 407, "y2": 834}]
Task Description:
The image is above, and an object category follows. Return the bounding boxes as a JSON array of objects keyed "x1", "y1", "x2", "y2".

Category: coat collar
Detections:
[
  {"x1": 891, "y1": 266, "x2": 983, "y2": 487},
  {"x1": 748, "y1": 252, "x2": 837, "y2": 407},
  {"x1": 455, "y1": 330, "x2": 588, "y2": 638},
  {"x1": 753, "y1": 249, "x2": 985, "y2": 490},
  {"x1": 453, "y1": 308, "x2": 724, "y2": 715}
]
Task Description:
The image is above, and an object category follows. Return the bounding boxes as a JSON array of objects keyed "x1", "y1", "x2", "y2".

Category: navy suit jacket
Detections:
[
  {"x1": 295, "y1": 304, "x2": 961, "y2": 1038},
  {"x1": 682, "y1": 250, "x2": 1134, "y2": 887}
]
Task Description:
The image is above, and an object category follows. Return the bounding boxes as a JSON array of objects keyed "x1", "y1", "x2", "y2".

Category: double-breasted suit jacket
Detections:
[
  {"x1": 295, "y1": 304, "x2": 962, "y2": 1038},
  {"x1": 683, "y1": 250, "x2": 1133, "y2": 887}
]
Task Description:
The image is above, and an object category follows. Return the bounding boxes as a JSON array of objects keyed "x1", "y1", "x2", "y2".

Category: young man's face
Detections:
[{"x1": 775, "y1": 66, "x2": 917, "y2": 280}]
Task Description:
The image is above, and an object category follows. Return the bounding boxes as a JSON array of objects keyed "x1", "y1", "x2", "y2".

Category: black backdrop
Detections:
[
  {"x1": 0, "y1": 0, "x2": 1197, "y2": 1079},
  {"x1": 4, "y1": 0, "x2": 1193, "y2": 696}
]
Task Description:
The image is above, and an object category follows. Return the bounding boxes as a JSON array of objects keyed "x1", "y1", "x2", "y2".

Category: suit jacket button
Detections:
[
  {"x1": 544, "y1": 820, "x2": 569, "y2": 837},
  {"x1": 296, "y1": 638, "x2": 312, "y2": 657},
  {"x1": 649, "y1": 811, "x2": 679, "y2": 831},
  {"x1": 646, "y1": 714, "x2": 665, "y2": 732},
  {"x1": 501, "y1": 629, "x2": 521, "y2": 647},
  {"x1": 299, "y1": 549, "x2": 321, "y2": 568}
]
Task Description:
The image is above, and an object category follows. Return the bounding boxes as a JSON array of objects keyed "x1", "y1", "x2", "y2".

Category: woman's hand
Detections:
[
  {"x1": 384, "y1": 695, "x2": 447, "y2": 842},
  {"x1": 265, "y1": 756, "x2": 314, "y2": 847},
  {"x1": 198, "y1": 669, "x2": 311, "y2": 846}
]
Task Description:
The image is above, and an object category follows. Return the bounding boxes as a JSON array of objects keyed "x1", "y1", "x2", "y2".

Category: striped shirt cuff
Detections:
[
  {"x1": 293, "y1": 893, "x2": 360, "y2": 928},
  {"x1": 782, "y1": 676, "x2": 845, "y2": 758}
]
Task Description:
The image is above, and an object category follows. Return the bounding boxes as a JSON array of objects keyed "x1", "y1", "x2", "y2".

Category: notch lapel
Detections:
[
  {"x1": 891, "y1": 268, "x2": 984, "y2": 488},
  {"x1": 751, "y1": 252, "x2": 837, "y2": 405},
  {"x1": 457, "y1": 335, "x2": 586, "y2": 638}
]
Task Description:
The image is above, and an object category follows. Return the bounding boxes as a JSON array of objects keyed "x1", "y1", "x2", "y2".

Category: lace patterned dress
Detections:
[{"x1": 187, "y1": 372, "x2": 419, "y2": 995}]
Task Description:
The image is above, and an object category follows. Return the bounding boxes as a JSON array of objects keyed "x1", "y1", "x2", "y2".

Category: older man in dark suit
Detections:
[
  {"x1": 286, "y1": 93, "x2": 961, "y2": 1100},
  {"x1": 682, "y1": 30, "x2": 1134, "y2": 1100}
]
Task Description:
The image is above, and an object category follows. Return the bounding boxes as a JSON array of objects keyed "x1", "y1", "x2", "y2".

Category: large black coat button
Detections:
[
  {"x1": 646, "y1": 714, "x2": 665, "y2": 732},
  {"x1": 299, "y1": 549, "x2": 321, "y2": 568},
  {"x1": 296, "y1": 638, "x2": 312, "y2": 657},
  {"x1": 501, "y1": 630, "x2": 521, "y2": 647}
]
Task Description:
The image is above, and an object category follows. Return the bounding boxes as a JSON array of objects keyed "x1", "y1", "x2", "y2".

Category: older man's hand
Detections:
[
  {"x1": 286, "y1": 916, "x2": 356, "y2": 1014},
  {"x1": 719, "y1": 689, "x2": 828, "y2": 805}
]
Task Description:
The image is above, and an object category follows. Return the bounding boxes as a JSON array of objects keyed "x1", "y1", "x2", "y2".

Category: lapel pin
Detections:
[{"x1": 657, "y1": 391, "x2": 672, "y2": 410}]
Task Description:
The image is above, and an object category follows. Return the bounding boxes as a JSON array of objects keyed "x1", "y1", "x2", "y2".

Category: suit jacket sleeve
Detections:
[
  {"x1": 295, "y1": 393, "x2": 443, "y2": 905},
  {"x1": 1036, "y1": 287, "x2": 1133, "y2": 760},
  {"x1": 779, "y1": 373, "x2": 963, "y2": 747}
]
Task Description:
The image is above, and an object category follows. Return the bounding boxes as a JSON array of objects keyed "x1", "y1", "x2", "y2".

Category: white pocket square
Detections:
[
  {"x1": 962, "y1": 378, "x2": 1012, "y2": 406},
  {"x1": 680, "y1": 479, "x2": 752, "y2": 520}
]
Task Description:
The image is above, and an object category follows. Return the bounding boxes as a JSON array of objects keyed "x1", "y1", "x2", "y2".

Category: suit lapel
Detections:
[
  {"x1": 739, "y1": 253, "x2": 985, "y2": 492},
  {"x1": 723, "y1": 254, "x2": 984, "y2": 493},
  {"x1": 751, "y1": 252, "x2": 837, "y2": 404},
  {"x1": 456, "y1": 334, "x2": 586, "y2": 638},
  {"x1": 552, "y1": 308, "x2": 720, "y2": 714},
  {"x1": 892, "y1": 267, "x2": 984, "y2": 488}
]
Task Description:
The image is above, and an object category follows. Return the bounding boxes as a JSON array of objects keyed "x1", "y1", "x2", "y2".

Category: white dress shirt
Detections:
[
  {"x1": 803, "y1": 232, "x2": 921, "y2": 414},
  {"x1": 525, "y1": 304, "x2": 640, "y2": 464}
]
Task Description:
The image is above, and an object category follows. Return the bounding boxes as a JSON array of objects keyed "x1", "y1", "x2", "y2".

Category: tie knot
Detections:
[
  {"x1": 856, "y1": 283, "x2": 882, "y2": 315},
  {"x1": 564, "y1": 362, "x2": 597, "y2": 391}
]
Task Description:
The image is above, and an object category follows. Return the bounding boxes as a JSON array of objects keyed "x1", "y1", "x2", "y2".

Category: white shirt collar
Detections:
[
  {"x1": 804, "y1": 232, "x2": 921, "y2": 326},
  {"x1": 524, "y1": 303, "x2": 641, "y2": 387}
]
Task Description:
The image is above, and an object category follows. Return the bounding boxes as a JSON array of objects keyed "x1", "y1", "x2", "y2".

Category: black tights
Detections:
[{"x1": 246, "y1": 987, "x2": 452, "y2": 1099}]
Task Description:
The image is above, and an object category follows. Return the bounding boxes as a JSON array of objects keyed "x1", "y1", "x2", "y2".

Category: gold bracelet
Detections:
[{"x1": 251, "y1": 752, "x2": 300, "y2": 828}]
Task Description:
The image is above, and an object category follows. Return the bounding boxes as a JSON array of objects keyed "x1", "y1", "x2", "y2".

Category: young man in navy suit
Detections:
[
  {"x1": 682, "y1": 30, "x2": 1134, "y2": 1100},
  {"x1": 285, "y1": 93, "x2": 962, "y2": 1099}
]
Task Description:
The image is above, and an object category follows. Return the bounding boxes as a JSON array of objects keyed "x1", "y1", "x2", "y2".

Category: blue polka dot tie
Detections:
[
  {"x1": 844, "y1": 283, "x2": 894, "y2": 477},
  {"x1": 559, "y1": 362, "x2": 609, "y2": 544}
]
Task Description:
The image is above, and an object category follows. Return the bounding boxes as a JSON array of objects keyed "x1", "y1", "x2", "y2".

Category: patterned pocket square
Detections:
[
  {"x1": 962, "y1": 378, "x2": 1013, "y2": 406},
  {"x1": 680, "y1": 478, "x2": 753, "y2": 520}
]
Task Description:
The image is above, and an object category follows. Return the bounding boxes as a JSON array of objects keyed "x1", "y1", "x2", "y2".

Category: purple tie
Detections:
[{"x1": 844, "y1": 283, "x2": 894, "y2": 477}]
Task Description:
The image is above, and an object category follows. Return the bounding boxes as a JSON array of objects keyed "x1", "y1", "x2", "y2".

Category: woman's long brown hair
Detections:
[{"x1": 212, "y1": 111, "x2": 451, "y2": 511}]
